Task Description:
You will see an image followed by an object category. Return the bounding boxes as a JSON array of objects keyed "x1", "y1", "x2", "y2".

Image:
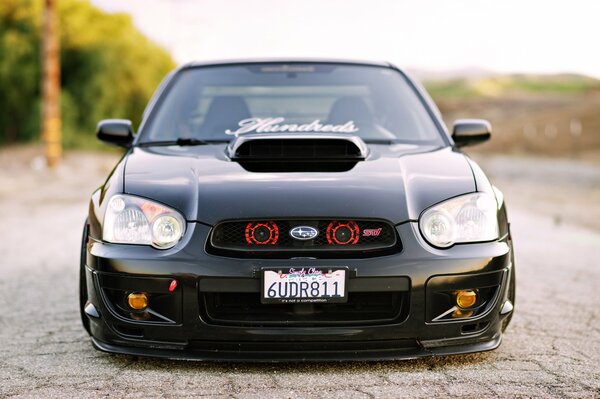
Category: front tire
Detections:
[{"x1": 80, "y1": 219, "x2": 91, "y2": 335}]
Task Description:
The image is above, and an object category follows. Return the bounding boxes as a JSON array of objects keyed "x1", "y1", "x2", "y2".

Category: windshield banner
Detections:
[{"x1": 225, "y1": 117, "x2": 359, "y2": 135}]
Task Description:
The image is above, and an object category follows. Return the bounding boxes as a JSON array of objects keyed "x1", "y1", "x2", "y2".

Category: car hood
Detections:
[{"x1": 123, "y1": 144, "x2": 475, "y2": 225}]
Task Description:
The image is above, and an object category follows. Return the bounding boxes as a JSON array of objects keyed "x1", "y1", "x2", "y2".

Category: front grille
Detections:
[
  {"x1": 208, "y1": 219, "x2": 399, "y2": 258},
  {"x1": 200, "y1": 291, "x2": 408, "y2": 327}
]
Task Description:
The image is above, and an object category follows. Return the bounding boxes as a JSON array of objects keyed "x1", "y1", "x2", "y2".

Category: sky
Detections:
[{"x1": 91, "y1": 0, "x2": 600, "y2": 78}]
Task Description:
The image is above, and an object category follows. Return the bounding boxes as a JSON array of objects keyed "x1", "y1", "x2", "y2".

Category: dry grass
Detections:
[{"x1": 435, "y1": 92, "x2": 600, "y2": 162}]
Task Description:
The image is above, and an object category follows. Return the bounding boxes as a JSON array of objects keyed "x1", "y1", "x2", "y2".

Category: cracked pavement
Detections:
[{"x1": 0, "y1": 149, "x2": 598, "y2": 398}]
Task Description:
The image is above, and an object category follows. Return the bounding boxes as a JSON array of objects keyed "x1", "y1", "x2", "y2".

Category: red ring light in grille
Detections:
[
  {"x1": 245, "y1": 221, "x2": 279, "y2": 245},
  {"x1": 326, "y1": 221, "x2": 360, "y2": 245}
]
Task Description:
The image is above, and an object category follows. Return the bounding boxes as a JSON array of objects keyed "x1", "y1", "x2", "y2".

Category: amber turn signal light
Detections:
[
  {"x1": 127, "y1": 292, "x2": 149, "y2": 310},
  {"x1": 455, "y1": 290, "x2": 477, "y2": 309}
]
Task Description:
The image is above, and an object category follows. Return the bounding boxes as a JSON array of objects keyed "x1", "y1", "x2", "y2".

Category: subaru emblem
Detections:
[{"x1": 289, "y1": 226, "x2": 319, "y2": 241}]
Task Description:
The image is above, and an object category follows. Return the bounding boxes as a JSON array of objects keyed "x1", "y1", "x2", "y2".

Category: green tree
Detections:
[
  {"x1": 0, "y1": 0, "x2": 175, "y2": 147},
  {"x1": 0, "y1": 0, "x2": 42, "y2": 143}
]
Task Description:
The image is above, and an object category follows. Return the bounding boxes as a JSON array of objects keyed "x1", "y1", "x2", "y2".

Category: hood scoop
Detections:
[{"x1": 227, "y1": 134, "x2": 368, "y2": 172}]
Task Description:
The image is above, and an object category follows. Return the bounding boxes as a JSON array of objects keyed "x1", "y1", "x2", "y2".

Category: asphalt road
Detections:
[{"x1": 0, "y1": 150, "x2": 598, "y2": 398}]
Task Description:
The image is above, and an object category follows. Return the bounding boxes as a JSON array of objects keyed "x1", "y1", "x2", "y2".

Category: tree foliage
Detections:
[{"x1": 0, "y1": 0, "x2": 175, "y2": 147}]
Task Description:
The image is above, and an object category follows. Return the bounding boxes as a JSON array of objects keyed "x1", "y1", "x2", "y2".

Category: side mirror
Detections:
[
  {"x1": 452, "y1": 119, "x2": 491, "y2": 147},
  {"x1": 96, "y1": 119, "x2": 134, "y2": 148}
]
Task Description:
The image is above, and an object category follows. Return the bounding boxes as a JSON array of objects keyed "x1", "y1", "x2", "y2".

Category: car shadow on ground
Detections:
[{"x1": 101, "y1": 349, "x2": 496, "y2": 374}]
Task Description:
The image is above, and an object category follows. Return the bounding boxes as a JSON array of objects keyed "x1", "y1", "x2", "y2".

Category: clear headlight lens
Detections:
[
  {"x1": 152, "y1": 215, "x2": 183, "y2": 247},
  {"x1": 419, "y1": 193, "x2": 498, "y2": 248},
  {"x1": 103, "y1": 194, "x2": 185, "y2": 249}
]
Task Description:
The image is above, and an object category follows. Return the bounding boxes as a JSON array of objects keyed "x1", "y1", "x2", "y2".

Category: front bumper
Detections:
[
  {"x1": 91, "y1": 335, "x2": 502, "y2": 362},
  {"x1": 83, "y1": 222, "x2": 514, "y2": 361}
]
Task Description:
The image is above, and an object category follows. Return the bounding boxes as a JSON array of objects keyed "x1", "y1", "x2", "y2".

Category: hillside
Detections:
[
  {"x1": 424, "y1": 73, "x2": 600, "y2": 98},
  {"x1": 424, "y1": 74, "x2": 600, "y2": 159}
]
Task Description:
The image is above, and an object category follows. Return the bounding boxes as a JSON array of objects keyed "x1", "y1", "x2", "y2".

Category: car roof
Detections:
[{"x1": 180, "y1": 58, "x2": 395, "y2": 70}]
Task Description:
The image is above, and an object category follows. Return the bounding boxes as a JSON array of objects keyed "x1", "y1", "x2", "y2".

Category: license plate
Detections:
[{"x1": 261, "y1": 267, "x2": 347, "y2": 304}]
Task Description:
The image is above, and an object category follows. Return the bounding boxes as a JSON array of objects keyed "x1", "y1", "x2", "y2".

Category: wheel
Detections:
[{"x1": 80, "y1": 219, "x2": 91, "y2": 335}]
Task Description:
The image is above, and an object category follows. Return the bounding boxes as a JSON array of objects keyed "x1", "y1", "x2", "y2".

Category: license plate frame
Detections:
[{"x1": 261, "y1": 267, "x2": 348, "y2": 304}]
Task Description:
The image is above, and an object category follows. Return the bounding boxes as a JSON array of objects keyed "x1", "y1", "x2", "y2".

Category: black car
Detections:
[{"x1": 80, "y1": 59, "x2": 515, "y2": 361}]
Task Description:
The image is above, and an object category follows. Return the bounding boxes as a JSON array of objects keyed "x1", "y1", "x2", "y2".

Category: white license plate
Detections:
[{"x1": 261, "y1": 267, "x2": 347, "y2": 304}]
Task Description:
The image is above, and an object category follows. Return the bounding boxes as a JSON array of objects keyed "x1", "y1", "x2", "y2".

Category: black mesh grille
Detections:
[
  {"x1": 208, "y1": 219, "x2": 399, "y2": 257},
  {"x1": 200, "y1": 291, "x2": 408, "y2": 327}
]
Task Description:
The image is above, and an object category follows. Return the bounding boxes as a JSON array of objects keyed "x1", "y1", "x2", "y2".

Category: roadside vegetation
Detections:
[
  {"x1": 424, "y1": 73, "x2": 600, "y2": 98},
  {"x1": 0, "y1": 0, "x2": 175, "y2": 149},
  {"x1": 424, "y1": 75, "x2": 600, "y2": 160}
]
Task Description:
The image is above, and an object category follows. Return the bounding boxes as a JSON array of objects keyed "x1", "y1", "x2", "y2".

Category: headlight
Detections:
[
  {"x1": 419, "y1": 193, "x2": 498, "y2": 248},
  {"x1": 103, "y1": 194, "x2": 185, "y2": 249}
]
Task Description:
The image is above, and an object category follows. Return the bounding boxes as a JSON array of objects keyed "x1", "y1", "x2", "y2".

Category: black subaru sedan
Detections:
[{"x1": 81, "y1": 59, "x2": 515, "y2": 361}]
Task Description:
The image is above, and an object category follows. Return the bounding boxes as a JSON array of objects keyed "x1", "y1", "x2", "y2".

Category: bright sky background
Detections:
[{"x1": 91, "y1": 0, "x2": 600, "y2": 78}]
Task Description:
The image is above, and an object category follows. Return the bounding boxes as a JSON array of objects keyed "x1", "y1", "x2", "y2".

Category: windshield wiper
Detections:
[
  {"x1": 138, "y1": 138, "x2": 213, "y2": 147},
  {"x1": 363, "y1": 139, "x2": 395, "y2": 145}
]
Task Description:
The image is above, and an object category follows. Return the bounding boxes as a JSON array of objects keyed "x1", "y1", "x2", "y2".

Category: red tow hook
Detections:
[{"x1": 168, "y1": 279, "x2": 178, "y2": 292}]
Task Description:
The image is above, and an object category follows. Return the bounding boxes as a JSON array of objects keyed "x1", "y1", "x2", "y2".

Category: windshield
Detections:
[{"x1": 140, "y1": 63, "x2": 444, "y2": 144}]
